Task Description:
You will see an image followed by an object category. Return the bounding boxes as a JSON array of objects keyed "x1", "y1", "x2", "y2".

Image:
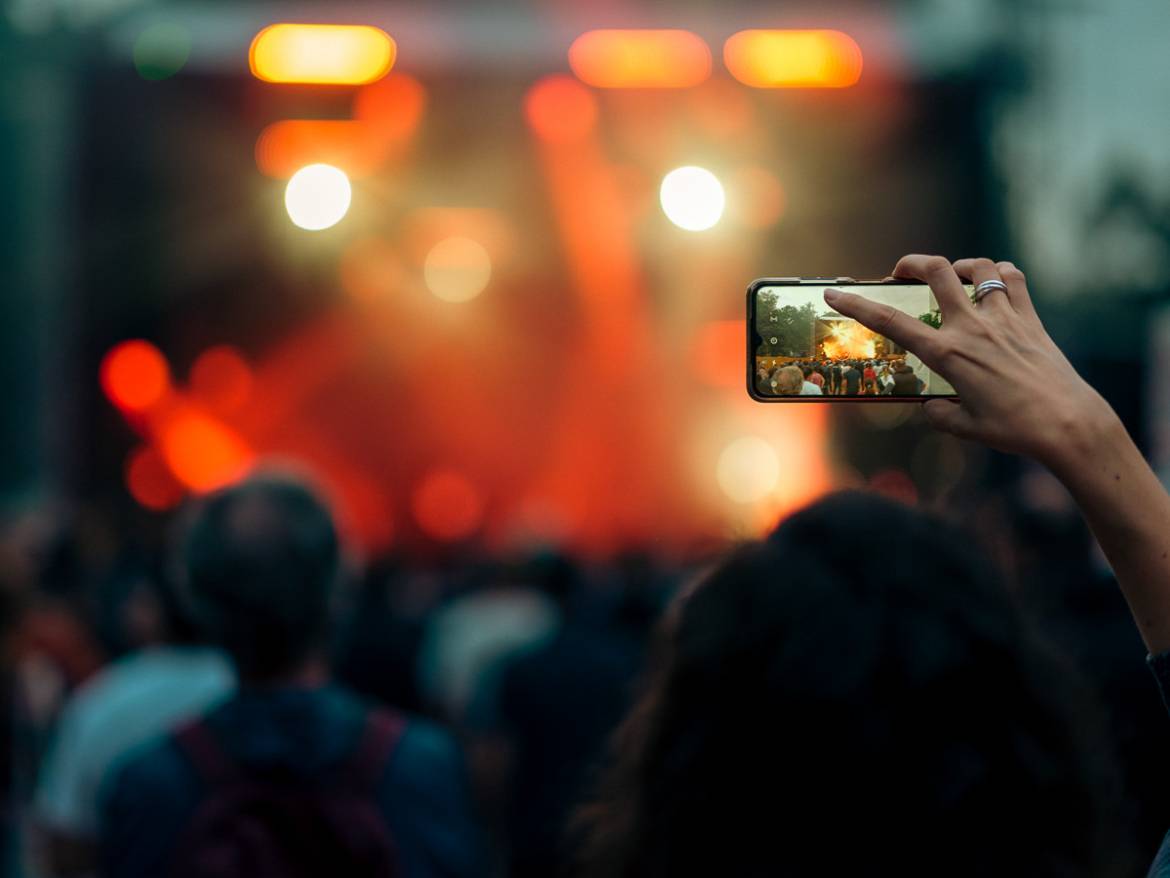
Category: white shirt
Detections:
[
  {"x1": 35, "y1": 646, "x2": 234, "y2": 836},
  {"x1": 800, "y1": 381, "x2": 823, "y2": 396}
]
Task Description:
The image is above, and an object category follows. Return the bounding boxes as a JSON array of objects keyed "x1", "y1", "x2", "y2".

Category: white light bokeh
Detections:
[
  {"x1": 659, "y1": 165, "x2": 725, "y2": 231},
  {"x1": 284, "y1": 163, "x2": 352, "y2": 231},
  {"x1": 423, "y1": 236, "x2": 492, "y2": 302},
  {"x1": 716, "y1": 436, "x2": 779, "y2": 503}
]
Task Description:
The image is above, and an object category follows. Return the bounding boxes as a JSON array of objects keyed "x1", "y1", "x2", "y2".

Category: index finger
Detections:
[
  {"x1": 824, "y1": 289, "x2": 942, "y2": 366},
  {"x1": 891, "y1": 254, "x2": 972, "y2": 320}
]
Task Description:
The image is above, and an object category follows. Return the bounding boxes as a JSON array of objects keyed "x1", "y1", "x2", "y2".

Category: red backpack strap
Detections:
[
  {"x1": 340, "y1": 711, "x2": 406, "y2": 793},
  {"x1": 173, "y1": 719, "x2": 236, "y2": 786}
]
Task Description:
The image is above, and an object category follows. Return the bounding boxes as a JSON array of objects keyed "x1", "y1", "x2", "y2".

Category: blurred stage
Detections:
[{"x1": 1, "y1": 1, "x2": 1165, "y2": 557}]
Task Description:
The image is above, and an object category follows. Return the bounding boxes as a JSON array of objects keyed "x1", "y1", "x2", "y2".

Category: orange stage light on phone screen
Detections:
[
  {"x1": 569, "y1": 29, "x2": 711, "y2": 88},
  {"x1": 724, "y1": 30, "x2": 862, "y2": 88},
  {"x1": 249, "y1": 24, "x2": 396, "y2": 85}
]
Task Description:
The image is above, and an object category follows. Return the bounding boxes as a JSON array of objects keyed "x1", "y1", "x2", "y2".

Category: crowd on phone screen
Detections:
[
  {"x1": 4, "y1": 462, "x2": 1170, "y2": 878},
  {"x1": 755, "y1": 358, "x2": 925, "y2": 397}
]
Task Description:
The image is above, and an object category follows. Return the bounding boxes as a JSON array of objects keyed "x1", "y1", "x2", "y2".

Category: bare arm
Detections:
[
  {"x1": 1043, "y1": 410, "x2": 1170, "y2": 652},
  {"x1": 827, "y1": 254, "x2": 1170, "y2": 653}
]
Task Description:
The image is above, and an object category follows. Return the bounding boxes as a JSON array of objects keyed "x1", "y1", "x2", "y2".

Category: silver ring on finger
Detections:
[{"x1": 972, "y1": 279, "x2": 1008, "y2": 305}]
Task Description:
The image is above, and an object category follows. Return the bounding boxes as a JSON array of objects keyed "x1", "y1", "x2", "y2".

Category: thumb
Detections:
[{"x1": 922, "y1": 399, "x2": 976, "y2": 438}]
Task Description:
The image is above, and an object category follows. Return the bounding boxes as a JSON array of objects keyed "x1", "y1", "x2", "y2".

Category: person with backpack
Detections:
[{"x1": 98, "y1": 475, "x2": 483, "y2": 878}]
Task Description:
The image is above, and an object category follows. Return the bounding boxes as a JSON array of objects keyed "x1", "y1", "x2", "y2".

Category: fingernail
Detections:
[{"x1": 824, "y1": 288, "x2": 840, "y2": 303}]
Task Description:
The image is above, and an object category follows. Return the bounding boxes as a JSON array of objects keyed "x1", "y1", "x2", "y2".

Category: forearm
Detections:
[{"x1": 1045, "y1": 408, "x2": 1170, "y2": 653}]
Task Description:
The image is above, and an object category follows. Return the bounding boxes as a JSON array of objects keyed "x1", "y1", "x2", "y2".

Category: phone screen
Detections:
[{"x1": 751, "y1": 282, "x2": 965, "y2": 399}]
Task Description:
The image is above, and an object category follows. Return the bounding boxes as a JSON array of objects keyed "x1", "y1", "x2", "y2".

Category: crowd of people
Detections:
[
  {"x1": 1, "y1": 494, "x2": 672, "y2": 878},
  {"x1": 3, "y1": 255, "x2": 1170, "y2": 878},
  {"x1": 755, "y1": 358, "x2": 925, "y2": 397}
]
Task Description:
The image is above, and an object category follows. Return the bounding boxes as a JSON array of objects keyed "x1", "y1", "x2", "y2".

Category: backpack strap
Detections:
[
  {"x1": 340, "y1": 711, "x2": 406, "y2": 794},
  {"x1": 174, "y1": 719, "x2": 236, "y2": 786}
]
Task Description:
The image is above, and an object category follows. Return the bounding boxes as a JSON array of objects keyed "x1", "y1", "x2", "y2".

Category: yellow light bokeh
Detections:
[
  {"x1": 724, "y1": 29, "x2": 863, "y2": 88},
  {"x1": 250, "y1": 23, "x2": 396, "y2": 85},
  {"x1": 284, "y1": 163, "x2": 352, "y2": 231},
  {"x1": 569, "y1": 29, "x2": 711, "y2": 88},
  {"x1": 717, "y1": 436, "x2": 780, "y2": 504},
  {"x1": 659, "y1": 166, "x2": 725, "y2": 231},
  {"x1": 423, "y1": 236, "x2": 492, "y2": 302}
]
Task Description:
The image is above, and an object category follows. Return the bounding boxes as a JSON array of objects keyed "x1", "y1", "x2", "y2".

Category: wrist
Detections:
[{"x1": 1039, "y1": 393, "x2": 1128, "y2": 482}]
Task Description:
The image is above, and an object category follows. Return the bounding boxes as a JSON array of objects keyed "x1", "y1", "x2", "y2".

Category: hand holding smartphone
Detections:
[
  {"x1": 748, "y1": 255, "x2": 1117, "y2": 468},
  {"x1": 748, "y1": 255, "x2": 1170, "y2": 660},
  {"x1": 747, "y1": 278, "x2": 963, "y2": 401}
]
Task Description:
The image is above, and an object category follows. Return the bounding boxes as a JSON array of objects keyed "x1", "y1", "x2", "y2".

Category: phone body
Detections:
[{"x1": 746, "y1": 277, "x2": 964, "y2": 402}]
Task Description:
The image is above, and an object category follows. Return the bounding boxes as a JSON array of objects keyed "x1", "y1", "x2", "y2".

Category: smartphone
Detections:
[{"x1": 746, "y1": 277, "x2": 964, "y2": 401}]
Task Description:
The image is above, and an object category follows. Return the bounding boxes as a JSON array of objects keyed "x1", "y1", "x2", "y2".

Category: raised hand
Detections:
[{"x1": 825, "y1": 255, "x2": 1114, "y2": 468}]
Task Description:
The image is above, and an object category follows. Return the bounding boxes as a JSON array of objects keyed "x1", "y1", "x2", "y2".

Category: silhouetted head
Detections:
[
  {"x1": 181, "y1": 473, "x2": 340, "y2": 683},
  {"x1": 577, "y1": 492, "x2": 1125, "y2": 878}
]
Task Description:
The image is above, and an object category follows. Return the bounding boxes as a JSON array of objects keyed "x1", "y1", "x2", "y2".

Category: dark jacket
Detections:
[{"x1": 892, "y1": 367, "x2": 920, "y2": 396}]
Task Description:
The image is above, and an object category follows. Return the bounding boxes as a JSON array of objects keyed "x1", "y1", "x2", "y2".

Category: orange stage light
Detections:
[
  {"x1": 354, "y1": 73, "x2": 427, "y2": 141},
  {"x1": 256, "y1": 74, "x2": 425, "y2": 179},
  {"x1": 256, "y1": 120, "x2": 381, "y2": 179},
  {"x1": 189, "y1": 346, "x2": 253, "y2": 414},
  {"x1": 524, "y1": 75, "x2": 598, "y2": 144},
  {"x1": 249, "y1": 24, "x2": 396, "y2": 85},
  {"x1": 569, "y1": 29, "x2": 711, "y2": 88},
  {"x1": 412, "y1": 469, "x2": 484, "y2": 542},
  {"x1": 159, "y1": 409, "x2": 254, "y2": 493},
  {"x1": 124, "y1": 446, "x2": 185, "y2": 511},
  {"x1": 692, "y1": 320, "x2": 745, "y2": 388},
  {"x1": 100, "y1": 340, "x2": 170, "y2": 412},
  {"x1": 723, "y1": 29, "x2": 863, "y2": 88}
]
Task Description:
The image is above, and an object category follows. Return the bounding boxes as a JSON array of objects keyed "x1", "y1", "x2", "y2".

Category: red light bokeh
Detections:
[
  {"x1": 413, "y1": 469, "x2": 484, "y2": 542},
  {"x1": 100, "y1": 340, "x2": 170, "y2": 412},
  {"x1": 124, "y1": 445, "x2": 185, "y2": 511},
  {"x1": 189, "y1": 346, "x2": 253, "y2": 414}
]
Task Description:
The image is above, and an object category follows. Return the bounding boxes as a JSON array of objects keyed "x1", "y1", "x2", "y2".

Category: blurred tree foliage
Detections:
[{"x1": 756, "y1": 294, "x2": 819, "y2": 357}]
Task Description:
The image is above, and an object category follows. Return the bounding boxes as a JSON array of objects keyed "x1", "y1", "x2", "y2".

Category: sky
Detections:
[{"x1": 756, "y1": 283, "x2": 943, "y2": 321}]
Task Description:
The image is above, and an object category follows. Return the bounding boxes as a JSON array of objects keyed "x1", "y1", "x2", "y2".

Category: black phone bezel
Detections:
[{"x1": 746, "y1": 277, "x2": 957, "y2": 403}]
